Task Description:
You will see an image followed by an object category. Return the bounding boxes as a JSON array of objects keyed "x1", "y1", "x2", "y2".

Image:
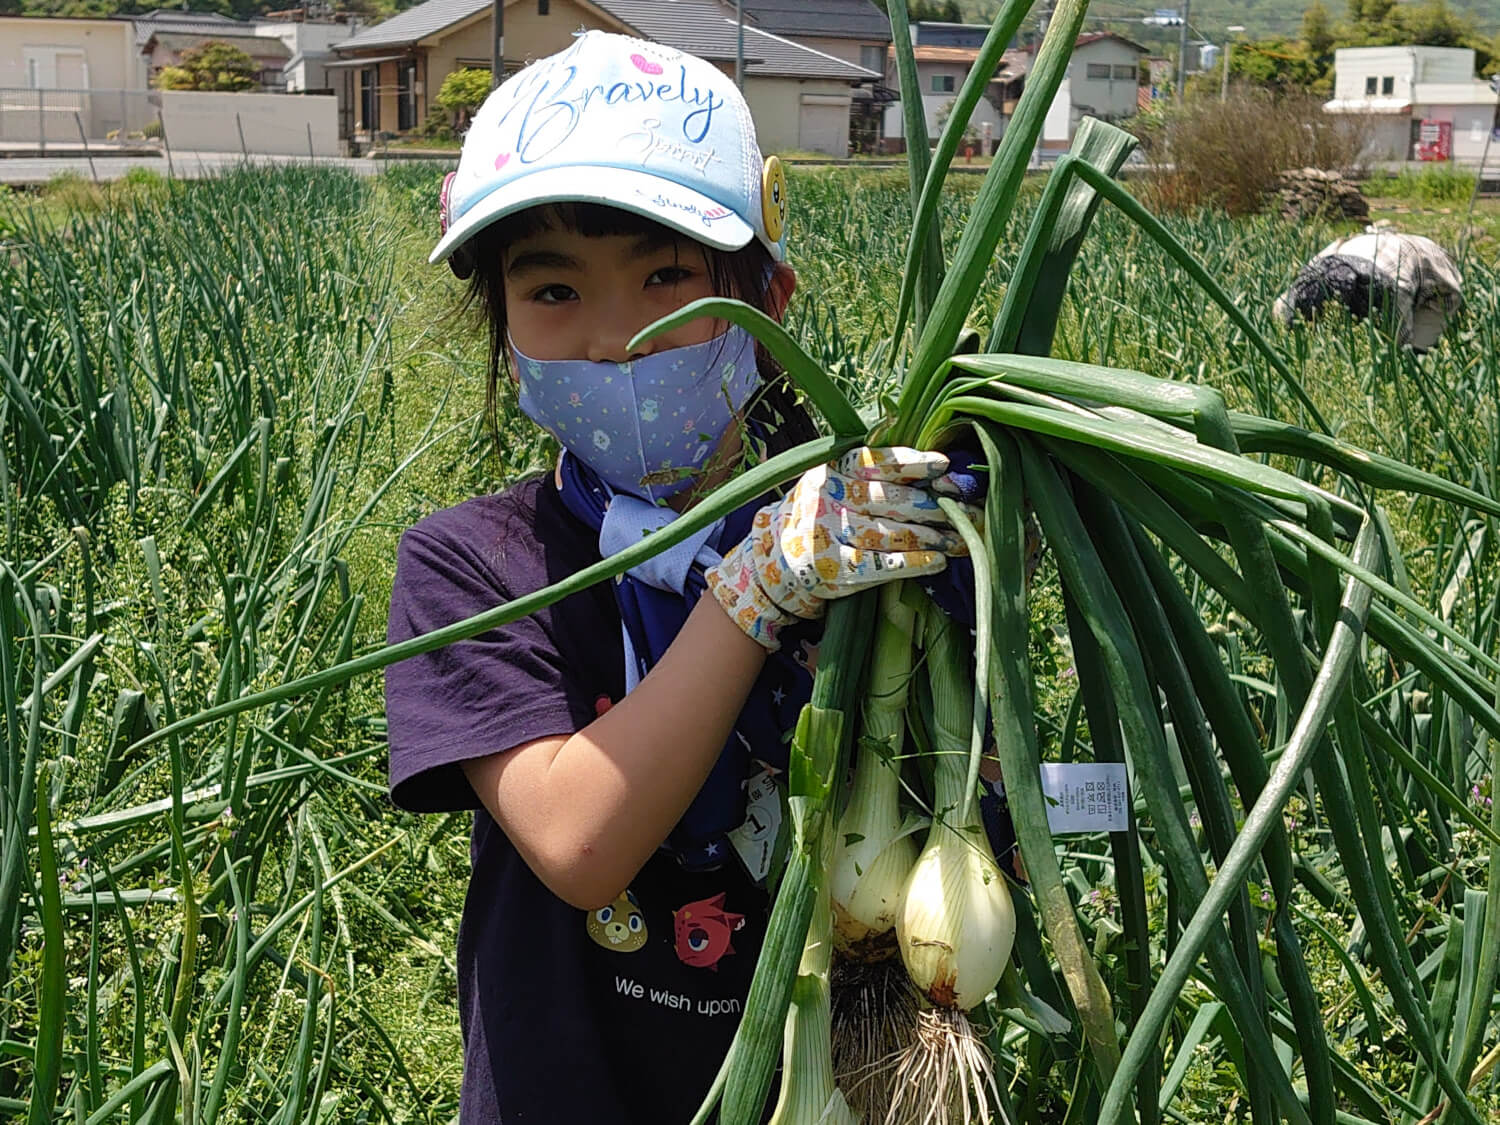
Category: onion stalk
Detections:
[
  {"x1": 830, "y1": 584, "x2": 922, "y2": 959},
  {"x1": 769, "y1": 873, "x2": 859, "y2": 1125},
  {"x1": 896, "y1": 603, "x2": 1016, "y2": 1012}
]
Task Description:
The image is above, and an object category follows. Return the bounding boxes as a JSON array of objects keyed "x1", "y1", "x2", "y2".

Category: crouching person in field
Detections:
[{"x1": 1272, "y1": 227, "x2": 1463, "y2": 353}]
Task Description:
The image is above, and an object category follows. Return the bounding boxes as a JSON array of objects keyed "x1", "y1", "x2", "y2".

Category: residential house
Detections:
[
  {"x1": 880, "y1": 21, "x2": 1027, "y2": 153},
  {"x1": 1324, "y1": 46, "x2": 1499, "y2": 163},
  {"x1": 737, "y1": 1, "x2": 892, "y2": 151},
  {"x1": 329, "y1": 0, "x2": 879, "y2": 153},
  {"x1": 128, "y1": 11, "x2": 260, "y2": 87},
  {"x1": 140, "y1": 28, "x2": 293, "y2": 90},
  {"x1": 1039, "y1": 33, "x2": 1145, "y2": 152},
  {"x1": 0, "y1": 15, "x2": 145, "y2": 141},
  {"x1": 254, "y1": 12, "x2": 365, "y2": 95}
]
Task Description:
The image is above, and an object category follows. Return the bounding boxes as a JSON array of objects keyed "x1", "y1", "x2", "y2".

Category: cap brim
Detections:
[{"x1": 429, "y1": 165, "x2": 759, "y2": 265}]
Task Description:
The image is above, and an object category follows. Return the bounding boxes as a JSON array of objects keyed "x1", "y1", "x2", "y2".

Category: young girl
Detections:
[{"x1": 385, "y1": 31, "x2": 970, "y2": 1123}]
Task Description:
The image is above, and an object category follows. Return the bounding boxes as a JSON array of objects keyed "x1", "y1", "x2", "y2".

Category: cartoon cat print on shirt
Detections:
[
  {"x1": 586, "y1": 889, "x2": 648, "y2": 953},
  {"x1": 672, "y1": 893, "x2": 745, "y2": 970}
]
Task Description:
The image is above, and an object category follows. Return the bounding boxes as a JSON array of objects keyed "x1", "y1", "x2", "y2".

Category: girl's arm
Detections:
[{"x1": 461, "y1": 595, "x2": 766, "y2": 910}]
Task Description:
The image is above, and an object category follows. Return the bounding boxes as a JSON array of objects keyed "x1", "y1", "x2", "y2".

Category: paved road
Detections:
[{"x1": 0, "y1": 150, "x2": 451, "y2": 186}]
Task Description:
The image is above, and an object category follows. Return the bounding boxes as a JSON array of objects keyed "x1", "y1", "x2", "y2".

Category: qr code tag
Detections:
[{"x1": 1039, "y1": 763, "x2": 1130, "y2": 833}]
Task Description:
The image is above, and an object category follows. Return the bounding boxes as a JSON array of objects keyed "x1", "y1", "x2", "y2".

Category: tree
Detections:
[
  {"x1": 1302, "y1": 1, "x2": 1336, "y2": 58},
  {"x1": 153, "y1": 41, "x2": 258, "y2": 91},
  {"x1": 435, "y1": 67, "x2": 492, "y2": 131},
  {"x1": 1390, "y1": 0, "x2": 1473, "y2": 48}
]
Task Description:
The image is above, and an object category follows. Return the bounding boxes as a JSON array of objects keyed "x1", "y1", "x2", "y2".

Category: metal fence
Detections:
[{"x1": 0, "y1": 88, "x2": 163, "y2": 150}]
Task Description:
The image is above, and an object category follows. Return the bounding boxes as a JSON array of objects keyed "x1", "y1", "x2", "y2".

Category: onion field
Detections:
[{"x1": 3, "y1": 153, "x2": 1500, "y2": 1125}]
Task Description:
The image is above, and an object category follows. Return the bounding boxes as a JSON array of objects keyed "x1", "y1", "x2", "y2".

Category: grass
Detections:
[
  {"x1": 3, "y1": 156, "x2": 1500, "y2": 1122},
  {"x1": 1362, "y1": 164, "x2": 1480, "y2": 204}
]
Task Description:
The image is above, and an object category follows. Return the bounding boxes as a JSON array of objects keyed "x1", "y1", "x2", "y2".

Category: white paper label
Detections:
[
  {"x1": 728, "y1": 768, "x2": 782, "y2": 885},
  {"x1": 1038, "y1": 763, "x2": 1131, "y2": 833}
]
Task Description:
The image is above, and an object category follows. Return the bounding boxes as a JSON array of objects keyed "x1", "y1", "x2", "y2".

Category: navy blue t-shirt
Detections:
[{"x1": 385, "y1": 476, "x2": 774, "y2": 1124}]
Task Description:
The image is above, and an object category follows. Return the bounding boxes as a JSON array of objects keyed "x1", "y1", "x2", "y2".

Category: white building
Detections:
[
  {"x1": 1325, "y1": 46, "x2": 1499, "y2": 163},
  {"x1": 1040, "y1": 33, "x2": 1146, "y2": 152},
  {"x1": 880, "y1": 22, "x2": 1025, "y2": 153},
  {"x1": 881, "y1": 28, "x2": 1144, "y2": 154}
]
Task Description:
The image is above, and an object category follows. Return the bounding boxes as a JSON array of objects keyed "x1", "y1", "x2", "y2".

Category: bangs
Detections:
[{"x1": 483, "y1": 202, "x2": 681, "y2": 249}]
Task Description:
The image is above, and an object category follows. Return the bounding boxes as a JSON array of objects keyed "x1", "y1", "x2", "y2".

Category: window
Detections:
[
  {"x1": 861, "y1": 45, "x2": 884, "y2": 74},
  {"x1": 1086, "y1": 62, "x2": 1111, "y2": 79},
  {"x1": 360, "y1": 67, "x2": 377, "y2": 132},
  {"x1": 1365, "y1": 76, "x2": 1378, "y2": 95},
  {"x1": 931, "y1": 74, "x2": 955, "y2": 93},
  {"x1": 1114, "y1": 64, "x2": 1136, "y2": 80},
  {"x1": 398, "y1": 60, "x2": 417, "y2": 131},
  {"x1": 1381, "y1": 75, "x2": 1394, "y2": 95}
]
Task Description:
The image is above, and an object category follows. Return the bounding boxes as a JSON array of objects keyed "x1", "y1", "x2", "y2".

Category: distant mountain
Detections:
[{"x1": 953, "y1": 0, "x2": 1498, "y2": 42}]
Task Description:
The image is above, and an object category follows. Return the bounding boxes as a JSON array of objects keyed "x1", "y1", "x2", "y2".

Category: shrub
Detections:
[
  {"x1": 143, "y1": 118, "x2": 163, "y2": 140},
  {"x1": 42, "y1": 170, "x2": 106, "y2": 212},
  {"x1": 435, "y1": 67, "x2": 492, "y2": 131},
  {"x1": 1132, "y1": 89, "x2": 1371, "y2": 215},
  {"x1": 1362, "y1": 164, "x2": 1476, "y2": 204},
  {"x1": 153, "y1": 41, "x2": 258, "y2": 92}
]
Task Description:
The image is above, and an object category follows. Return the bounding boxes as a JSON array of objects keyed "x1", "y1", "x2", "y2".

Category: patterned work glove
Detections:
[{"x1": 707, "y1": 447, "x2": 976, "y2": 651}]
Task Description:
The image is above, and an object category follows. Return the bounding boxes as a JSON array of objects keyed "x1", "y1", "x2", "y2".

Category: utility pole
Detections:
[
  {"x1": 1221, "y1": 25, "x2": 1244, "y2": 101},
  {"x1": 491, "y1": 0, "x2": 504, "y2": 89},
  {"x1": 1175, "y1": 0, "x2": 1189, "y2": 102},
  {"x1": 736, "y1": 0, "x2": 745, "y2": 90}
]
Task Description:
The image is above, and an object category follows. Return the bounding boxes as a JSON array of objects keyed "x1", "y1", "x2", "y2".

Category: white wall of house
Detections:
[
  {"x1": 1329, "y1": 47, "x2": 1498, "y2": 163},
  {"x1": 1066, "y1": 39, "x2": 1141, "y2": 123},
  {"x1": 1332, "y1": 45, "x2": 1476, "y2": 102},
  {"x1": 1360, "y1": 116, "x2": 1413, "y2": 161},
  {"x1": 254, "y1": 20, "x2": 355, "y2": 57},
  {"x1": 159, "y1": 89, "x2": 338, "y2": 154},
  {"x1": 1413, "y1": 98, "x2": 1498, "y2": 162},
  {"x1": 880, "y1": 61, "x2": 1003, "y2": 141},
  {"x1": 744, "y1": 77, "x2": 852, "y2": 154},
  {"x1": 0, "y1": 17, "x2": 136, "y2": 90},
  {"x1": 0, "y1": 18, "x2": 147, "y2": 141},
  {"x1": 1042, "y1": 75, "x2": 1071, "y2": 146}
]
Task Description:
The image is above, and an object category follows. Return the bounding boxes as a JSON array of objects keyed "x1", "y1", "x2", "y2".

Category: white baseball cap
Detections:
[{"x1": 431, "y1": 30, "x2": 788, "y2": 265}]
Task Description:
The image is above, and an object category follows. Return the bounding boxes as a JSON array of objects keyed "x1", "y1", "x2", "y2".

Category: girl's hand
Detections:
[{"x1": 707, "y1": 446, "x2": 976, "y2": 650}]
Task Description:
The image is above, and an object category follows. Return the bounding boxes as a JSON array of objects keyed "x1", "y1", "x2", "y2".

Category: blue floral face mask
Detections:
[{"x1": 511, "y1": 325, "x2": 760, "y2": 504}]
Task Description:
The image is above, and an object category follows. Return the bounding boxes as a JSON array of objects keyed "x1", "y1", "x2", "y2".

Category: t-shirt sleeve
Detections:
[{"x1": 384, "y1": 516, "x2": 597, "y2": 813}]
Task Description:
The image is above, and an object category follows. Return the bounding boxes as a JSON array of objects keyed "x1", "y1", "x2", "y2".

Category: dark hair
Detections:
[{"x1": 462, "y1": 203, "x2": 819, "y2": 468}]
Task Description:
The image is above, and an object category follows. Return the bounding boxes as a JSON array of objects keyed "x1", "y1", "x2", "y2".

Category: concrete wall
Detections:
[
  {"x1": 1359, "y1": 115, "x2": 1412, "y2": 161},
  {"x1": 159, "y1": 90, "x2": 338, "y2": 154},
  {"x1": 0, "y1": 17, "x2": 136, "y2": 90}
]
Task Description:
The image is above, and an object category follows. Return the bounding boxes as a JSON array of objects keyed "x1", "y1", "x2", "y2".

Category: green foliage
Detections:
[
  {"x1": 434, "y1": 66, "x2": 491, "y2": 132},
  {"x1": 1302, "y1": 0, "x2": 1336, "y2": 56},
  {"x1": 1362, "y1": 162, "x2": 1478, "y2": 200},
  {"x1": 152, "y1": 40, "x2": 259, "y2": 92},
  {"x1": 1132, "y1": 89, "x2": 1369, "y2": 213}
]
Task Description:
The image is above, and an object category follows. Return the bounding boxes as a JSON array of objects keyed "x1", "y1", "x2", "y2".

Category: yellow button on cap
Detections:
[{"x1": 761, "y1": 155, "x2": 787, "y2": 244}]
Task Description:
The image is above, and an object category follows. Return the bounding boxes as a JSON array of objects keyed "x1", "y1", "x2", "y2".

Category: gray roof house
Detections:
[{"x1": 330, "y1": 0, "x2": 879, "y2": 153}]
